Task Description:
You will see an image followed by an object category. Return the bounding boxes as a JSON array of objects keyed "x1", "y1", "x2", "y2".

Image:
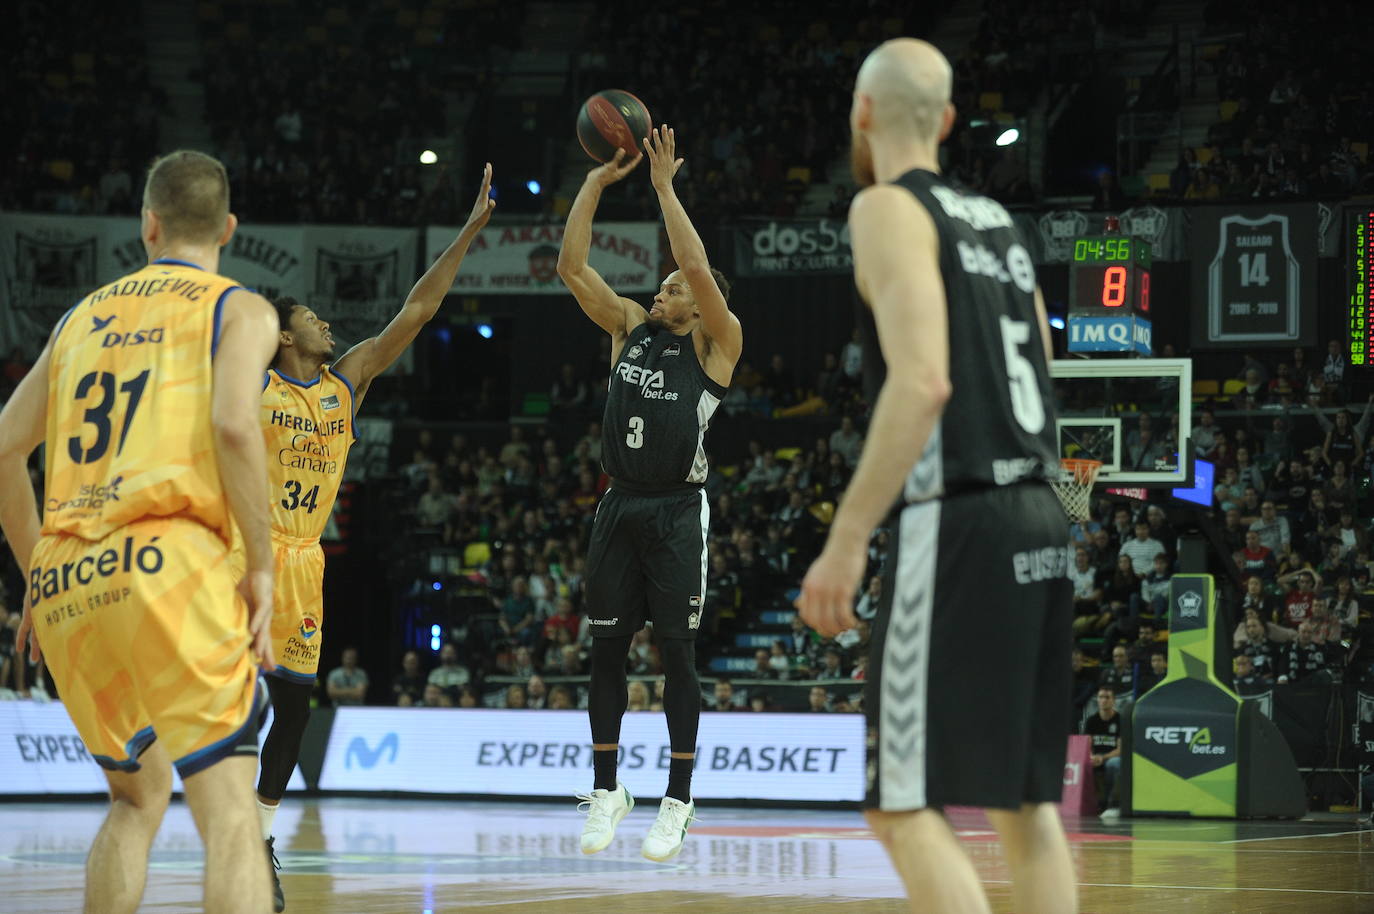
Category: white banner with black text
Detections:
[
  {"x1": 0, "y1": 213, "x2": 416, "y2": 365},
  {"x1": 318, "y1": 707, "x2": 865, "y2": 801},
  {"x1": 424, "y1": 222, "x2": 660, "y2": 294},
  {"x1": 0, "y1": 701, "x2": 305, "y2": 795}
]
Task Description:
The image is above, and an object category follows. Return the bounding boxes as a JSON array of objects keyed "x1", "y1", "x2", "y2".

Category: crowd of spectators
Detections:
[
  {"x1": 1161, "y1": 1, "x2": 1373, "y2": 200},
  {"x1": 1065, "y1": 344, "x2": 1374, "y2": 811},
  {"x1": 1069, "y1": 345, "x2": 1374, "y2": 717},
  {"x1": 943, "y1": 0, "x2": 1155, "y2": 202},
  {"x1": 198, "y1": 0, "x2": 522, "y2": 227},
  {"x1": 576, "y1": 1, "x2": 929, "y2": 223},
  {"x1": 0, "y1": 0, "x2": 163, "y2": 215}
]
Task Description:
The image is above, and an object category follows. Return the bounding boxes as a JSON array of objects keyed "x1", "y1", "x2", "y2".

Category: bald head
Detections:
[{"x1": 855, "y1": 39, "x2": 953, "y2": 142}]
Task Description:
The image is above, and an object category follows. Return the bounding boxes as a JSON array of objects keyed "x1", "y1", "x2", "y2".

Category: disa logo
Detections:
[{"x1": 102, "y1": 328, "x2": 165, "y2": 348}]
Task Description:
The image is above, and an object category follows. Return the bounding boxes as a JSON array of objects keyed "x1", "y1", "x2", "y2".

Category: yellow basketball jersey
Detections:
[
  {"x1": 43, "y1": 259, "x2": 243, "y2": 542},
  {"x1": 260, "y1": 366, "x2": 355, "y2": 542}
]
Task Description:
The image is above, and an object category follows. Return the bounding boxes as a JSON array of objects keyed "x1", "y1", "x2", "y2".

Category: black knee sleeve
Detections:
[
  {"x1": 659, "y1": 639, "x2": 700, "y2": 753},
  {"x1": 257, "y1": 676, "x2": 312, "y2": 802},
  {"x1": 588, "y1": 635, "x2": 632, "y2": 745}
]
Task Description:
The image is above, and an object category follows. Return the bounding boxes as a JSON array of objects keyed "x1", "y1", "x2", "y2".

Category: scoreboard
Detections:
[
  {"x1": 1069, "y1": 235, "x2": 1152, "y2": 315},
  {"x1": 1348, "y1": 207, "x2": 1374, "y2": 367},
  {"x1": 1067, "y1": 234, "x2": 1153, "y2": 354}
]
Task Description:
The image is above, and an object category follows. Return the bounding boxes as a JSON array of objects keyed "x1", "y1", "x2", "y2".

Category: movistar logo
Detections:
[{"x1": 345, "y1": 733, "x2": 399, "y2": 769}]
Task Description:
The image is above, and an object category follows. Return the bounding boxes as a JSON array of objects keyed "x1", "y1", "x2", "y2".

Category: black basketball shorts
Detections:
[
  {"x1": 865, "y1": 481, "x2": 1072, "y2": 812},
  {"x1": 585, "y1": 486, "x2": 709, "y2": 640}
]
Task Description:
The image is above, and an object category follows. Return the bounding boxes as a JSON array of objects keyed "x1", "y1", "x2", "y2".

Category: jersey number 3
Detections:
[
  {"x1": 625, "y1": 416, "x2": 645, "y2": 449},
  {"x1": 999, "y1": 317, "x2": 1046, "y2": 434}
]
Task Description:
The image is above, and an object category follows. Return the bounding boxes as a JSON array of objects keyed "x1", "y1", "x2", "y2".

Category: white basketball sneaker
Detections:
[
  {"x1": 641, "y1": 797, "x2": 696, "y2": 862},
  {"x1": 578, "y1": 783, "x2": 633, "y2": 854}
]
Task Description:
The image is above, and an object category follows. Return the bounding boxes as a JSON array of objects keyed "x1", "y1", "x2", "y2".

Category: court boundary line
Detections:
[
  {"x1": 980, "y1": 878, "x2": 1374, "y2": 897},
  {"x1": 1219, "y1": 829, "x2": 1365, "y2": 844}
]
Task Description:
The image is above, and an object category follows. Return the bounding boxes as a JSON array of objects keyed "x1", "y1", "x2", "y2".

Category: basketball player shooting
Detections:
[
  {"x1": 242, "y1": 164, "x2": 495, "y2": 911},
  {"x1": 557, "y1": 126, "x2": 742, "y2": 862},
  {"x1": 796, "y1": 40, "x2": 1077, "y2": 914}
]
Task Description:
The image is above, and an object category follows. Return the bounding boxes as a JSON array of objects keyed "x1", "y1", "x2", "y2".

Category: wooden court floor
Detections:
[{"x1": 1, "y1": 798, "x2": 1371, "y2": 912}]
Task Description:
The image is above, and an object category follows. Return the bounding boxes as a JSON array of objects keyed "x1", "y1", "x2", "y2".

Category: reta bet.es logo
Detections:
[
  {"x1": 616, "y1": 363, "x2": 678, "y2": 400},
  {"x1": 1144, "y1": 725, "x2": 1227, "y2": 755}
]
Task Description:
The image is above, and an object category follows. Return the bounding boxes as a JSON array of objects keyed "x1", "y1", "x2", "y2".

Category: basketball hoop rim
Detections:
[
  {"x1": 1051, "y1": 458, "x2": 1102, "y2": 522},
  {"x1": 1059, "y1": 458, "x2": 1103, "y2": 483}
]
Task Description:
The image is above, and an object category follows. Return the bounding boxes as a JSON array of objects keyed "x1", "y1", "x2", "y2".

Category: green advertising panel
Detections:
[{"x1": 1127, "y1": 574, "x2": 1304, "y2": 819}]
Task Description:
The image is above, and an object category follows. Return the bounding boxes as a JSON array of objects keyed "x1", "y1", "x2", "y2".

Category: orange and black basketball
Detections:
[{"x1": 576, "y1": 89, "x2": 652, "y2": 163}]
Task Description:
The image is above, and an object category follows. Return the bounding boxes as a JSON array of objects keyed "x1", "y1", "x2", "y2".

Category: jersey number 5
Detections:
[
  {"x1": 625, "y1": 416, "x2": 645, "y2": 449},
  {"x1": 998, "y1": 317, "x2": 1046, "y2": 434}
]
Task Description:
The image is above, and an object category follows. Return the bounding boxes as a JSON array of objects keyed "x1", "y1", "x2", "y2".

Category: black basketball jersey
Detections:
[
  {"x1": 856, "y1": 168, "x2": 1058, "y2": 502},
  {"x1": 601, "y1": 324, "x2": 728, "y2": 489}
]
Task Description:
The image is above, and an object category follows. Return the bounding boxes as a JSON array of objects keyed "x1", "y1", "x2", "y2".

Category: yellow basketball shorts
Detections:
[
  {"x1": 229, "y1": 531, "x2": 326, "y2": 684},
  {"x1": 29, "y1": 518, "x2": 261, "y2": 777},
  {"x1": 266, "y1": 539, "x2": 326, "y2": 683}
]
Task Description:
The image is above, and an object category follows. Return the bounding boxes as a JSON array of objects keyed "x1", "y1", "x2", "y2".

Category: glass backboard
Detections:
[{"x1": 1050, "y1": 358, "x2": 1193, "y2": 487}]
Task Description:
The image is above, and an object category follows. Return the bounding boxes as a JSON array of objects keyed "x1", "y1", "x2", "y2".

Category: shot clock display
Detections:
[{"x1": 1069, "y1": 235, "x2": 1152, "y2": 315}]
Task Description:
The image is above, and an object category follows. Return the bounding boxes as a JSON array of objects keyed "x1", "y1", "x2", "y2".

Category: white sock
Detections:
[{"x1": 257, "y1": 799, "x2": 279, "y2": 841}]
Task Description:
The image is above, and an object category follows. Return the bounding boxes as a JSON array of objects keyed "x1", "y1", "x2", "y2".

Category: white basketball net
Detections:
[{"x1": 1050, "y1": 459, "x2": 1102, "y2": 523}]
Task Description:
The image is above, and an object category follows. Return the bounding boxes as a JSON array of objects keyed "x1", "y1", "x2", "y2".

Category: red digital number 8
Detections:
[
  {"x1": 1102, "y1": 266, "x2": 1127, "y2": 307},
  {"x1": 1139, "y1": 270, "x2": 1150, "y2": 312}
]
